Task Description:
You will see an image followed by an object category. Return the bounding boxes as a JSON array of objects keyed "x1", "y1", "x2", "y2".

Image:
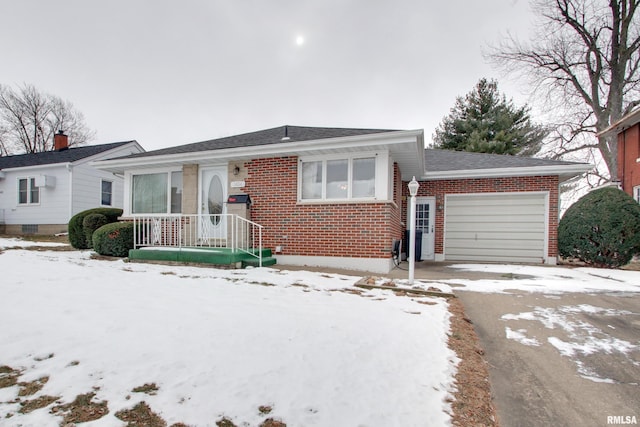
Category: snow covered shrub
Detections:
[
  {"x1": 92, "y1": 222, "x2": 134, "y2": 257},
  {"x1": 68, "y1": 208, "x2": 123, "y2": 249},
  {"x1": 558, "y1": 187, "x2": 640, "y2": 268},
  {"x1": 82, "y1": 214, "x2": 109, "y2": 249}
]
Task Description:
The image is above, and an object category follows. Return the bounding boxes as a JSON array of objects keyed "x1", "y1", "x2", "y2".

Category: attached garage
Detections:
[{"x1": 444, "y1": 192, "x2": 548, "y2": 263}]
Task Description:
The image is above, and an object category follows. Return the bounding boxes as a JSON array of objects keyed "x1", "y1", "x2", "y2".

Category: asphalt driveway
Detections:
[{"x1": 458, "y1": 290, "x2": 640, "y2": 427}]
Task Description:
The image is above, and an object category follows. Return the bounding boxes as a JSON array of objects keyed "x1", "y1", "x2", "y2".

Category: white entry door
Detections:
[
  {"x1": 407, "y1": 196, "x2": 435, "y2": 260},
  {"x1": 199, "y1": 166, "x2": 227, "y2": 241}
]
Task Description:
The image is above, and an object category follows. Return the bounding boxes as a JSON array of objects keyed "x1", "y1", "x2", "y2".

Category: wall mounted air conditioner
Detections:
[{"x1": 35, "y1": 175, "x2": 56, "y2": 188}]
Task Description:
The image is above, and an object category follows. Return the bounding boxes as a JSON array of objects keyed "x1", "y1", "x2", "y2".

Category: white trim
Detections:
[
  {"x1": 274, "y1": 255, "x2": 394, "y2": 274},
  {"x1": 93, "y1": 130, "x2": 424, "y2": 172},
  {"x1": 407, "y1": 196, "x2": 436, "y2": 260},
  {"x1": 297, "y1": 151, "x2": 389, "y2": 202},
  {"x1": 16, "y1": 176, "x2": 41, "y2": 206},
  {"x1": 3, "y1": 163, "x2": 70, "y2": 173},
  {"x1": 443, "y1": 191, "x2": 550, "y2": 263},
  {"x1": 598, "y1": 107, "x2": 640, "y2": 137},
  {"x1": 126, "y1": 166, "x2": 184, "y2": 215},
  {"x1": 422, "y1": 164, "x2": 591, "y2": 182},
  {"x1": 71, "y1": 141, "x2": 144, "y2": 166},
  {"x1": 101, "y1": 179, "x2": 114, "y2": 206}
]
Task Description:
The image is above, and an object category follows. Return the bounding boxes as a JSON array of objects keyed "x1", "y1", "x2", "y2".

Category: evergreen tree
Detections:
[{"x1": 433, "y1": 78, "x2": 546, "y2": 156}]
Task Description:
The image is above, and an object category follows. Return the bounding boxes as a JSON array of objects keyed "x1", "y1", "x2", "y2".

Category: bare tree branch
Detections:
[
  {"x1": 487, "y1": 0, "x2": 640, "y2": 183},
  {"x1": 0, "y1": 83, "x2": 95, "y2": 155}
]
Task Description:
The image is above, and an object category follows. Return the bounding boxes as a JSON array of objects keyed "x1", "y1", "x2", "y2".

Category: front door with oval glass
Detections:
[{"x1": 199, "y1": 167, "x2": 227, "y2": 242}]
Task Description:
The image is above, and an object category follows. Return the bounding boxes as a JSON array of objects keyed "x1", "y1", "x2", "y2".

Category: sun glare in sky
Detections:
[{"x1": 295, "y1": 35, "x2": 305, "y2": 46}]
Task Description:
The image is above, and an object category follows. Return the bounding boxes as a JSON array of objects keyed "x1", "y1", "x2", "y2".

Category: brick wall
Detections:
[
  {"x1": 402, "y1": 175, "x2": 560, "y2": 258},
  {"x1": 244, "y1": 157, "x2": 401, "y2": 259},
  {"x1": 617, "y1": 123, "x2": 640, "y2": 197}
]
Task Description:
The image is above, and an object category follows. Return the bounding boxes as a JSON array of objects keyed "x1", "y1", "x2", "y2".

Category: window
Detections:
[
  {"x1": 101, "y1": 180, "x2": 113, "y2": 206},
  {"x1": 170, "y1": 171, "x2": 182, "y2": 213},
  {"x1": 300, "y1": 156, "x2": 376, "y2": 201},
  {"x1": 132, "y1": 171, "x2": 182, "y2": 214},
  {"x1": 18, "y1": 178, "x2": 39, "y2": 205},
  {"x1": 301, "y1": 161, "x2": 322, "y2": 199},
  {"x1": 634, "y1": 185, "x2": 640, "y2": 203}
]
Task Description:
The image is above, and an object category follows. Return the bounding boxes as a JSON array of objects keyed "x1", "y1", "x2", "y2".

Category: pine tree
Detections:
[{"x1": 433, "y1": 78, "x2": 546, "y2": 156}]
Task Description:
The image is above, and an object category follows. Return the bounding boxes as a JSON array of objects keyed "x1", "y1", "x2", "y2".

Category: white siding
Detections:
[
  {"x1": 71, "y1": 163, "x2": 125, "y2": 215},
  {"x1": 444, "y1": 192, "x2": 548, "y2": 263},
  {"x1": 0, "y1": 142, "x2": 142, "y2": 228},
  {"x1": 70, "y1": 143, "x2": 142, "y2": 216},
  {"x1": 0, "y1": 165, "x2": 71, "y2": 225}
]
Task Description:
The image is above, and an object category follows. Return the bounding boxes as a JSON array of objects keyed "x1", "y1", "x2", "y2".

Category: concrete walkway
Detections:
[{"x1": 276, "y1": 260, "x2": 506, "y2": 281}]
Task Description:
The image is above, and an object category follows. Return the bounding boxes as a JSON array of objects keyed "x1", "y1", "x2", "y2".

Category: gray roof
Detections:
[
  {"x1": 121, "y1": 125, "x2": 398, "y2": 159},
  {"x1": 0, "y1": 141, "x2": 136, "y2": 170},
  {"x1": 425, "y1": 148, "x2": 584, "y2": 172}
]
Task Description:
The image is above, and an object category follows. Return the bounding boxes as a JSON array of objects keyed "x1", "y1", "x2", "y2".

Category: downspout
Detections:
[
  {"x1": 621, "y1": 131, "x2": 626, "y2": 192},
  {"x1": 67, "y1": 163, "x2": 73, "y2": 225}
]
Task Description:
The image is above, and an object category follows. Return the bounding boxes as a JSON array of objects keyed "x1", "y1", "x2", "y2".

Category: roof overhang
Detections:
[
  {"x1": 598, "y1": 107, "x2": 640, "y2": 138},
  {"x1": 421, "y1": 163, "x2": 593, "y2": 183},
  {"x1": 93, "y1": 129, "x2": 425, "y2": 179},
  {"x1": 0, "y1": 162, "x2": 71, "y2": 173}
]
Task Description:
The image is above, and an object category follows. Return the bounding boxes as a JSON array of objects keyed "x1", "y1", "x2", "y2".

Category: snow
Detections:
[
  {"x1": 505, "y1": 327, "x2": 541, "y2": 346},
  {"x1": 0, "y1": 237, "x2": 69, "y2": 249},
  {"x1": 0, "y1": 244, "x2": 458, "y2": 427},
  {"x1": 445, "y1": 263, "x2": 640, "y2": 294},
  {"x1": 502, "y1": 304, "x2": 640, "y2": 383}
]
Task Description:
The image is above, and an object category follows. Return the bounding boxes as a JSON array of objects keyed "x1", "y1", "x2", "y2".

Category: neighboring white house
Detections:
[{"x1": 0, "y1": 132, "x2": 144, "y2": 234}]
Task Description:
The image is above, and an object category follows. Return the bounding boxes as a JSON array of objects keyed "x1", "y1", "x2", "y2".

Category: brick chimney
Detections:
[{"x1": 54, "y1": 130, "x2": 68, "y2": 151}]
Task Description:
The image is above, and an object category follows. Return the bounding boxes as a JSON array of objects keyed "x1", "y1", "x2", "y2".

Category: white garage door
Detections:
[{"x1": 444, "y1": 192, "x2": 548, "y2": 263}]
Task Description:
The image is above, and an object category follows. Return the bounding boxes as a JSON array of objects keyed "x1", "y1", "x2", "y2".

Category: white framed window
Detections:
[
  {"x1": 299, "y1": 154, "x2": 378, "y2": 202},
  {"x1": 18, "y1": 178, "x2": 39, "y2": 205},
  {"x1": 634, "y1": 185, "x2": 640, "y2": 203},
  {"x1": 131, "y1": 171, "x2": 183, "y2": 214},
  {"x1": 101, "y1": 180, "x2": 113, "y2": 206}
]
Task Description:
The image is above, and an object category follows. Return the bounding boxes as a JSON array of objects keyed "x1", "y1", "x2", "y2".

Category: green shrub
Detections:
[
  {"x1": 68, "y1": 208, "x2": 123, "y2": 249},
  {"x1": 92, "y1": 222, "x2": 134, "y2": 257},
  {"x1": 82, "y1": 214, "x2": 109, "y2": 249},
  {"x1": 558, "y1": 187, "x2": 640, "y2": 268}
]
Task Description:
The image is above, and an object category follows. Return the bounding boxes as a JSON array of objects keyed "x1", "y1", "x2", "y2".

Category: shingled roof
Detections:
[
  {"x1": 424, "y1": 148, "x2": 582, "y2": 172},
  {"x1": 121, "y1": 125, "x2": 398, "y2": 159},
  {"x1": 0, "y1": 141, "x2": 136, "y2": 170}
]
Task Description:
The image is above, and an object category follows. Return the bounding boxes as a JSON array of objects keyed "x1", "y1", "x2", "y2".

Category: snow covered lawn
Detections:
[{"x1": 0, "y1": 242, "x2": 457, "y2": 426}]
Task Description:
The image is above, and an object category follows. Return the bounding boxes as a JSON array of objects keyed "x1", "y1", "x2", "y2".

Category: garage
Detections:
[{"x1": 444, "y1": 192, "x2": 548, "y2": 263}]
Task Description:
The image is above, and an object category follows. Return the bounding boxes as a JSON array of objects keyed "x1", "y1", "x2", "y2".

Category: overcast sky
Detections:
[{"x1": 0, "y1": 0, "x2": 534, "y2": 151}]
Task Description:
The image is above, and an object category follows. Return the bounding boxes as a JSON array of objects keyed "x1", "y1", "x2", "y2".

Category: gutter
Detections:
[{"x1": 421, "y1": 163, "x2": 593, "y2": 182}]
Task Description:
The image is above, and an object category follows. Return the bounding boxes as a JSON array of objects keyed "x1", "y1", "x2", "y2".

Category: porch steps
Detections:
[
  {"x1": 242, "y1": 257, "x2": 277, "y2": 268},
  {"x1": 128, "y1": 247, "x2": 275, "y2": 268}
]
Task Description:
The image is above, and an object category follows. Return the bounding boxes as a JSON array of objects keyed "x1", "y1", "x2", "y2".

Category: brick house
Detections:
[
  {"x1": 94, "y1": 125, "x2": 590, "y2": 273},
  {"x1": 599, "y1": 107, "x2": 640, "y2": 202}
]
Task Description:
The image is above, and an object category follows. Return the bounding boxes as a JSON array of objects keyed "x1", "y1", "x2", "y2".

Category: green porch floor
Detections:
[{"x1": 128, "y1": 247, "x2": 276, "y2": 268}]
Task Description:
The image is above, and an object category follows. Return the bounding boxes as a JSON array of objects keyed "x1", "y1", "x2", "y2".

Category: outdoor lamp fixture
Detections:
[
  {"x1": 233, "y1": 165, "x2": 240, "y2": 176},
  {"x1": 408, "y1": 176, "x2": 420, "y2": 285}
]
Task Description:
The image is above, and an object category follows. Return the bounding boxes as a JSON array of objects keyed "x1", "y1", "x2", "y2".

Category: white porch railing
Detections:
[{"x1": 132, "y1": 214, "x2": 264, "y2": 267}]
